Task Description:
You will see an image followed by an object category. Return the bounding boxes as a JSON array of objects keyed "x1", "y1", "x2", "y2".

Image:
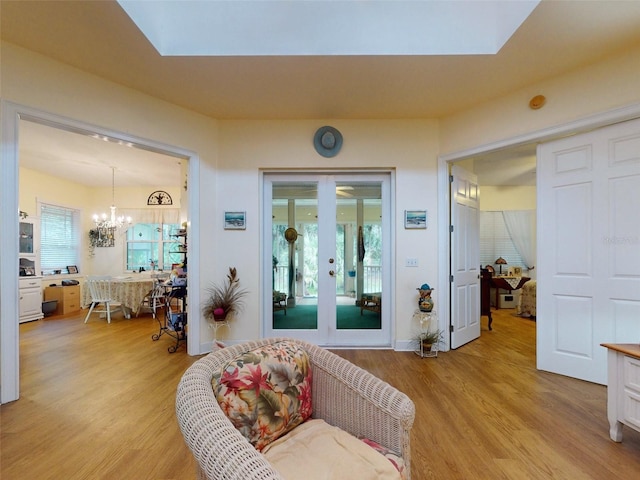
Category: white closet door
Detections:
[{"x1": 537, "y1": 117, "x2": 640, "y2": 384}]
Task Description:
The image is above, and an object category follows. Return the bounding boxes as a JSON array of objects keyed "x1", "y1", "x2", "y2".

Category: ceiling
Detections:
[
  {"x1": 4, "y1": 0, "x2": 639, "y2": 187},
  {"x1": 19, "y1": 120, "x2": 184, "y2": 188},
  {"x1": 117, "y1": 0, "x2": 538, "y2": 56}
]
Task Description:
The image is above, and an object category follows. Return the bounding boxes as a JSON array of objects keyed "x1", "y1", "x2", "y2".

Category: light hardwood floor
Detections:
[{"x1": 2, "y1": 308, "x2": 640, "y2": 479}]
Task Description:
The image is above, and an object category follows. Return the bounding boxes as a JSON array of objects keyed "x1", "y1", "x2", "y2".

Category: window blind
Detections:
[
  {"x1": 480, "y1": 211, "x2": 525, "y2": 271},
  {"x1": 40, "y1": 203, "x2": 80, "y2": 274}
]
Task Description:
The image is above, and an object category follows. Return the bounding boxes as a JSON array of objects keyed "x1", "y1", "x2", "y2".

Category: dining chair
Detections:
[
  {"x1": 139, "y1": 275, "x2": 168, "y2": 318},
  {"x1": 84, "y1": 275, "x2": 122, "y2": 323}
]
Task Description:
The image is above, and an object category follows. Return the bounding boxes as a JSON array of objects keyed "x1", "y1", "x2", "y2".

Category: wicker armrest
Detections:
[
  {"x1": 176, "y1": 341, "x2": 286, "y2": 480},
  {"x1": 176, "y1": 338, "x2": 415, "y2": 480},
  {"x1": 302, "y1": 341, "x2": 415, "y2": 476}
]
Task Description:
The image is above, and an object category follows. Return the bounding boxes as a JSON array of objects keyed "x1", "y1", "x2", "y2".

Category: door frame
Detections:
[
  {"x1": 437, "y1": 102, "x2": 640, "y2": 354},
  {"x1": 1, "y1": 101, "x2": 201, "y2": 404},
  {"x1": 260, "y1": 169, "x2": 395, "y2": 348}
]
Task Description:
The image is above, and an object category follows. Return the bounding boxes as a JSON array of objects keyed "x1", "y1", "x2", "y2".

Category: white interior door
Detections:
[
  {"x1": 263, "y1": 173, "x2": 391, "y2": 347},
  {"x1": 537, "y1": 117, "x2": 640, "y2": 384},
  {"x1": 450, "y1": 164, "x2": 481, "y2": 349}
]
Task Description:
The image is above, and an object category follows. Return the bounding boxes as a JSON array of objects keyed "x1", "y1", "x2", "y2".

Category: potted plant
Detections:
[
  {"x1": 202, "y1": 267, "x2": 248, "y2": 322},
  {"x1": 415, "y1": 329, "x2": 444, "y2": 353}
]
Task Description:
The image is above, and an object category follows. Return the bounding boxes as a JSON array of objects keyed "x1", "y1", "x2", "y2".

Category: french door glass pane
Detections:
[
  {"x1": 272, "y1": 183, "x2": 318, "y2": 330},
  {"x1": 336, "y1": 182, "x2": 382, "y2": 330}
]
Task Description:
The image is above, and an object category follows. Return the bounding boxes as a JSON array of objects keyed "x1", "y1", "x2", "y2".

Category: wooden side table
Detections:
[{"x1": 601, "y1": 343, "x2": 640, "y2": 442}]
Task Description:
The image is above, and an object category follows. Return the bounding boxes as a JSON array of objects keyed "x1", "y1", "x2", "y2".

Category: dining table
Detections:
[{"x1": 82, "y1": 274, "x2": 157, "y2": 319}]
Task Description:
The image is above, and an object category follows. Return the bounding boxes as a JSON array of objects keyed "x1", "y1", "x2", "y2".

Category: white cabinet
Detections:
[
  {"x1": 19, "y1": 217, "x2": 40, "y2": 276},
  {"x1": 19, "y1": 277, "x2": 43, "y2": 323},
  {"x1": 602, "y1": 343, "x2": 640, "y2": 442}
]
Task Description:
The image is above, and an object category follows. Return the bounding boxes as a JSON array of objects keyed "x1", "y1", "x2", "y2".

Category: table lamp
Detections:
[{"x1": 495, "y1": 257, "x2": 507, "y2": 275}]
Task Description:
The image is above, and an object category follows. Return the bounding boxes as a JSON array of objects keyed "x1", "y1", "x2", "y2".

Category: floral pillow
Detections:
[{"x1": 212, "y1": 341, "x2": 313, "y2": 451}]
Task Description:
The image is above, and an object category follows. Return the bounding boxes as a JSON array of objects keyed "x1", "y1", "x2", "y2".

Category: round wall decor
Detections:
[{"x1": 313, "y1": 126, "x2": 343, "y2": 157}]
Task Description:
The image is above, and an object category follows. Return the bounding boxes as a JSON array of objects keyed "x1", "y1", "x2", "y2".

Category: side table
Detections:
[{"x1": 413, "y1": 310, "x2": 438, "y2": 358}]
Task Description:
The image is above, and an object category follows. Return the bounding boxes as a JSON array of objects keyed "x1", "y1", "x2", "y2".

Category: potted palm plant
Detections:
[
  {"x1": 415, "y1": 329, "x2": 444, "y2": 354},
  {"x1": 202, "y1": 267, "x2": 248, "y2": 322}
]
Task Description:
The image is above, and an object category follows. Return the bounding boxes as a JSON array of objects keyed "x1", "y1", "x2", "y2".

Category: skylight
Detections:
[{"x1": 117, "y1": 0, "x2": 540, "y2": 56}]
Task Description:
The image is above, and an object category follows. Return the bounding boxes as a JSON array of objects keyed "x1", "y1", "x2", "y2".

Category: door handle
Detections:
[
  {"x1": 329, "y1": 258, "x2": 334, "y2": 264},
  {"x1": 329, "y1": 270, "x2": 335, "y2": 277}
]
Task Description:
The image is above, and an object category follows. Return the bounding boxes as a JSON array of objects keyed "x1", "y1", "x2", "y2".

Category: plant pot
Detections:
[
  {"x1": 422, "y1": 342, "x2": 432, "y2": 352},
  {"x1": 213, "y1": 314, "x2": 227, "y2": 321}
]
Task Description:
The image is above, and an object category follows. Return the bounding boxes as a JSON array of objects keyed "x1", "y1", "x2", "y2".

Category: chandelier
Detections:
[{"x1": 92, "y1": 167, "x2": 132, "y2": 230}]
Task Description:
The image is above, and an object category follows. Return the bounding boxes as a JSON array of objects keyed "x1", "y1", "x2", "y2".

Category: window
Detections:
[
  {"x1": 40, "y1": 203, "x2": 81, "y2": 275},
  {"x1": 480, "y1": 211, "x2": 525, "y2": 271},
  {"x1": 126, "y1": 222, "x2": 182, "y2": 271}
]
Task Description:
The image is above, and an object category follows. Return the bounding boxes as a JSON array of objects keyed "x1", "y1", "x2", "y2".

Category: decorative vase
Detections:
[
  {"x1": 419, "y1": 296, "x2": 434, "y2": 312},
  {"x1": 417, "y1": 283, "x2": 434, "y2": 312}
]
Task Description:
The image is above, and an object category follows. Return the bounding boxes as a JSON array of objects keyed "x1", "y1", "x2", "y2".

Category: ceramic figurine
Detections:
[{"x1": 417, "y1": 283, "x2": 434, "y2": 312}]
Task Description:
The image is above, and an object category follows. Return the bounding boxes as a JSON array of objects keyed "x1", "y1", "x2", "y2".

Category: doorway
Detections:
[
  {"x1": 1, "y1": 102, "x2": 200, "y2": 404},
  {"x1": 263, "y1": 172, "x2": 392, "y2": 347}
]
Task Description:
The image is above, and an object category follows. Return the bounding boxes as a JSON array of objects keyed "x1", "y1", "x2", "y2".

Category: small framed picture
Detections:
[
  {"x1": 224, "y1": 211, "x2": 246, "y2": 230},
  {"x1": 513, "y1": 266, "x2": 523, "y2": 276},
  {"x1": 405, "y1": 210, "x2": 427, "y2": 229},
  {"x1": 67, "y1": 265, "x2": 78, "y2": 274}
]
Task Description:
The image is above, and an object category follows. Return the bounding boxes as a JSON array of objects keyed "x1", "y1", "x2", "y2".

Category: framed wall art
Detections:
[
  {"x1": 405, "y1": 210, "x2": 427, "y2": 229},
  {"x1": 224, "y1": 211, "x2": 246, "y2": 230}
]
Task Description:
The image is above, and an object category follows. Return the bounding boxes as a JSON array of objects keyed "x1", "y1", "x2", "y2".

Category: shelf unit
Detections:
[
  {"x1": 19, "y1": 217, "x2": 43, "y2": 323},
  {"x1": 413, "y1": 310, "x2": 439, "y2": 358},
  {"x1": 170, "y1": 228, "x2": 187, "y2": 269}
]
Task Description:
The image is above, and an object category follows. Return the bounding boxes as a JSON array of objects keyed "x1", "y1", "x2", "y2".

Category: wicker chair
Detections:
[{"x1": 176, "y1": 337, "x2": 415, "y2": 480}]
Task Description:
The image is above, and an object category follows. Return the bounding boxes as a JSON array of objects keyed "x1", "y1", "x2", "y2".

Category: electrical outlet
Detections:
[{"x1": 406, "y1": 257, "x2": 419, "y2": 267}]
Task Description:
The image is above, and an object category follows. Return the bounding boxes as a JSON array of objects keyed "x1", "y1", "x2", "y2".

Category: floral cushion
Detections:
[{"x1": 213, "y1": 340, "x2": 313, "y2": 451}]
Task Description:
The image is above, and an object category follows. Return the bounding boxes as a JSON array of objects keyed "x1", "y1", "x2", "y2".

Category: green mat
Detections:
[{"x1": 272, "y1": 304, "x2": 381, "y2": 330}]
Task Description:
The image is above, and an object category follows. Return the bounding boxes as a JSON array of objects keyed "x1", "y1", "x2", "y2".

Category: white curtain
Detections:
[
  {"x1": 119, "y1": 208, "x2": 180, "y2": 225},
  {"x1": 502, "y1": 210, "x2": 536, "y2": 276}
]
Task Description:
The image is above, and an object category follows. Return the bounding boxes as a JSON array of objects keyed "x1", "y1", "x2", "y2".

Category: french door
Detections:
[{"x1": 263, "y1": 172, "x2": 391, "y2": 347}]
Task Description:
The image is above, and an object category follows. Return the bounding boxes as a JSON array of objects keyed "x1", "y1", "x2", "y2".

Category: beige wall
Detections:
[
  {"x1": 216, "y1": 119, "x2": 441, "y2": 342},
  {"x1": 3, "y1": 42, "x2": 443, "y2": 348},
  {"x1": 19, "y1": 166, "x2": 182, "y2": 278},
  {"x1": 480, "y1": 186, "x2": 536, "y2": 211},
  {"x1": 439, "y1": 44, "x2": 640, "y2": 154},
  {"x1": 3, "y1": 37, "x2": 640, "y2": 350}
]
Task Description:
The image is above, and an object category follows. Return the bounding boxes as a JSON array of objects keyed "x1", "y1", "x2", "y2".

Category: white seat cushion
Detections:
[{"x1": 263, "y1": 419, "x2": 403, "y2": 480}]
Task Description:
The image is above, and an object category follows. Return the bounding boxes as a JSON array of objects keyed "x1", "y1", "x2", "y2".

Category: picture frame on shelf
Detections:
[
  {"x1": 224, "y1": 211, "x2": 246, "y2": 230},
  {"x1": 67, "y1": 265, "x2": 78, "y2": 274},
  {"x1": 404, "y1": 210, "x2": 427, "y2": 229}
]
